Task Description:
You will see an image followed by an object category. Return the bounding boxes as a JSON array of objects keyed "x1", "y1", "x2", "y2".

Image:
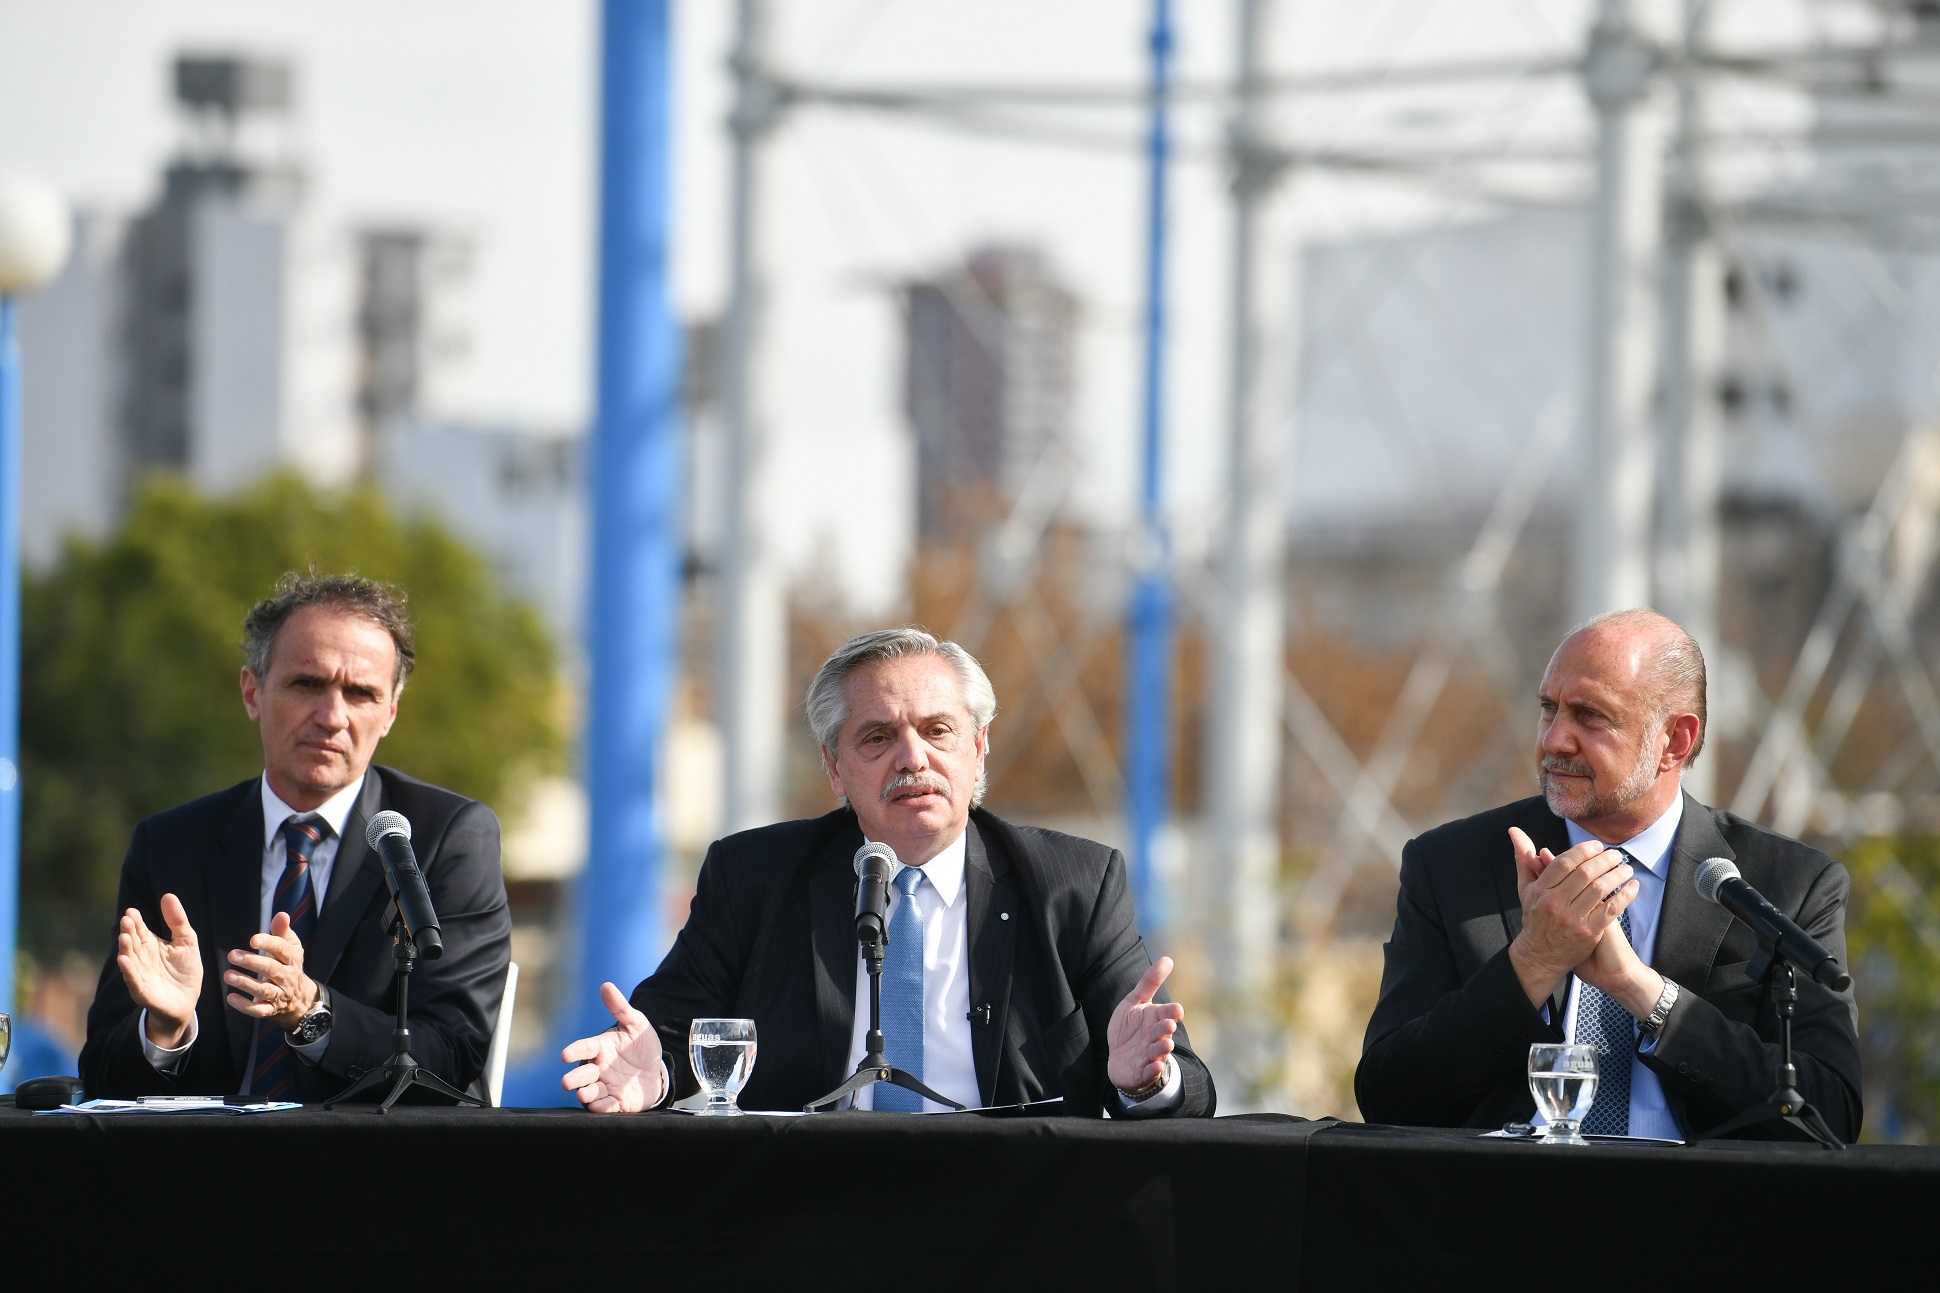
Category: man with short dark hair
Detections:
[
  {"x1": 1356, "y1": 609, "x2": 1862, "y2": 1140},
  {"x1": 80, "y1": 571, "x2": 511, "y2": 1101},
  {"x1": 561, "y1": 627, "x2": 1216, "y2": 1117}
]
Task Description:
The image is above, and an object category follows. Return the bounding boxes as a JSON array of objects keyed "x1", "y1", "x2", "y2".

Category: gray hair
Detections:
[
  {"x1": 242, "y1": 569, "x2": 416, "y2": 690},
  {"x1": 1566, "y1": 607, "x2": 1708, "y2": 765},
  {"x1": 806, "y1": 627, "x2": 998, "y2": 806}
]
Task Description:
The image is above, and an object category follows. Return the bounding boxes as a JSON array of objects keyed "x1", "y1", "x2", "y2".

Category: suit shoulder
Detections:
[
  {"x1": 371, "y1": 765, "x2": 491, "y2": 828},
  {"x1": 1706, "y1": 806, "x2": 1842, "y2": 881},
  {"x1": 129, "y1": 777, "x2": 259, "y2": 847},
  {"x1": 973, "y1": 810, "x2": 1119, "y2": 893}
]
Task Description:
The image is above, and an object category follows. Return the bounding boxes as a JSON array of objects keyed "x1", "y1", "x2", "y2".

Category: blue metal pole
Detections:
[
  {"x1": 573, "y1": 0, "x2": 682, "y2": 1043},
  {"x1": 0, "y1": 296, "x2": 19, "y2": 1019},
  {"x1": 1126, "y1": 0, "x2": 1174, "y2": 935}
]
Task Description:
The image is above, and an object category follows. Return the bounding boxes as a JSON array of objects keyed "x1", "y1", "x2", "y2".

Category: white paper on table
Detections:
[{"x1": 36, "y1": 1098, "x2": 302, "y2": 1116}]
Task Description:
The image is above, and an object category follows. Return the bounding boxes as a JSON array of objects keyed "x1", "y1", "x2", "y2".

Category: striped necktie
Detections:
[
  {"x1": 875, "y1": 867, "x2": 928, "y2": 1112},
  {"x1": 249, "y1": 816, "x2": 326, "y2": 1099},
  {"x1": 1576, "y1": 868, "x2": 1636, "y2": 1137}
]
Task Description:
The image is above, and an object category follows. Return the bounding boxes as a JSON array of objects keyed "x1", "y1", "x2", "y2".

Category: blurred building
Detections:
[
  {"x1": 904, "y1": 245, "x2": 1077, "y2": 539},
  {"x1": 16, "y1": 53, "x2": 359, "y2": 566},
  {"x1": 354, "y1": 228, "x2": 475, "y2": 473}
]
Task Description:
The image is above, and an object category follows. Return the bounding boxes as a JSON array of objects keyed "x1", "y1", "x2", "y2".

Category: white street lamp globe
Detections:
[{"x1": 0, "y1": 172, "x2": 72, "y2": 296}]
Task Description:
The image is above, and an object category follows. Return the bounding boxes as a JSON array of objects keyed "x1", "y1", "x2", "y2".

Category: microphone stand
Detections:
[
  {"x1": 805, "y1": 924, "x2": 964, "y2": 1113},
  {"x1": 1689, "y1": 954, "x2": 1843, "y2": 1149},
  {"x1": 324, "y1": 913, "x2": 483, "y2": 1114}
]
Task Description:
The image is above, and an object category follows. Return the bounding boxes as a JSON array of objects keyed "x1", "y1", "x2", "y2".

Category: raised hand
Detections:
[
  {"x1": 561, "y1": 981, "x2": 667, "y2": 1114},
  {"x1": 223, "y1": 910, "x2": 318, "y2": 1030},
  {"x1": 117, "y1": 893, "x2": 203, "y2": 1049},
  {"x1": 1506, "y1": 826, "x2": 1637, "y2": 1008},
  {"x1": 1106, "y1": 956, "x2": 1185, "y2": 1093}
]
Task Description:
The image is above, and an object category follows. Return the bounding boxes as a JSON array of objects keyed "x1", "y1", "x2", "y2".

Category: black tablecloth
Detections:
[{"x1": 3, "y1": 1106, "x2": 1930, "y2": 1287}]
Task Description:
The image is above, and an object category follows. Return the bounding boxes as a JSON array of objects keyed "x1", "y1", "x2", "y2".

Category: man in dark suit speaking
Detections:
[
  {"x1": 80, "y1": 572, "x2": 511, "y2": 1101},
  {"x1": 1357, "y1": 609, "x2": 1861, "y2": 1140},
  {"x1": 563, "y1": 628, "x2": 1215, "y2": 1117}
]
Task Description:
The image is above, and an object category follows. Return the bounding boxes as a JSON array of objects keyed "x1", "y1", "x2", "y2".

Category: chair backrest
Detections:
[{"x1": 485, "y1": 960, "x2": 520, "y2": 1108}]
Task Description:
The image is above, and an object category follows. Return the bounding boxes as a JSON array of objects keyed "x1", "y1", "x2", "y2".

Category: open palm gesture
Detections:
[
  {"x1": 561, "y1": 982, "x2": 668, "y2": 1113},
  {"x1": 117, "y1": 893, "x2": 203, "y2": 1047},
  {"x1": 1107, "y1": 956, "x2": 1184, "y2": 1092}
]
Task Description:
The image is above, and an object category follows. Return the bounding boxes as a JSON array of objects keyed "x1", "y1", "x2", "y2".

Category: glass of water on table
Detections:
[
  {"x1": 689, "y1": 1018, "x2": 757, "y2": 1116},
  {"x1": 1527, "y1": 1043, "x2": 1598, "y2": 1145}
]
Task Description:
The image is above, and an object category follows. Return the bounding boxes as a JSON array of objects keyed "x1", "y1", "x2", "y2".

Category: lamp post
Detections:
[{"x1": 0, "y1": 172, "x2": 73, "y2": 1025}]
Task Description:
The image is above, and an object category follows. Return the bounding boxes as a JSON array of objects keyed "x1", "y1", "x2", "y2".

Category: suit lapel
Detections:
[
  {"x1": 208, "y1": 783, "x2": 267, "y2": 1073},
  {"x1": 306, "y1": 772, "x2": 386, "y2": 984},
  {"x1": 808, "y1": 817, "x2": 864, "y2": 1093},
  {"x1": 1652, "y1": 793, "x2": 1737, "y2": 994},
  {"x1": 964, "y1": 818, "x2": 1018, "y2": 1107},
  {"x1": 1493, "y1": 801, "x2": 1573, "y2": 1019}
]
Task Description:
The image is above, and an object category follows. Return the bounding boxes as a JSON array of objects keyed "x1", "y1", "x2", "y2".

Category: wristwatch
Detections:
[
  {"x1": 289, "y1": 984, "x2": 333, "y2": 1046},
  {"x1": 1118, "y1": 1055, "x2": 1176, "y2": 1103},
  {"x1": 1639, "y1": 978, "x2": 1679, "y2": 1037}
]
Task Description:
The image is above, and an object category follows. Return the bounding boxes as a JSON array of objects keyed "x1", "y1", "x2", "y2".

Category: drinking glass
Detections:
[
  {"x1": 1527, "y1": 1043, "x2": 1598, "y2": 1145},
  {"x1": 689, "y1": 1017, "x2": 757, "y2": 1116},
  {"x1": 0, "y1": 1012, "x2": 10, "y2": 1080}
]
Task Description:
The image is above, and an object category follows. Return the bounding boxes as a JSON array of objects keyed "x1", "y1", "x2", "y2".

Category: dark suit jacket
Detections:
[
  {"x1": 80, "y1": 765, "x2": 512, "y2": 1102},
  {"x1": 631, "y1": 806, "x2": 1216, "y2": 1116},
  {"x1": 1355, "y1": 793, "x2": 1862, "y2": 1140}
]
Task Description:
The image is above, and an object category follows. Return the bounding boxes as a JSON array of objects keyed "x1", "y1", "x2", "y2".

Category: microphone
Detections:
[
  {"x1": 1694, "y1": 858, "x2": 1850, "y2": 991},
  {"x1": 853, "y1": 841, "x2": 901, "y2": 946},
  {"x1": 366, "y1": 810, "x2": 444, "y2": 959}
]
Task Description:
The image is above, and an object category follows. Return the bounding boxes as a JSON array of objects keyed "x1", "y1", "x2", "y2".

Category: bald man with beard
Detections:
[{"x1": 1356, "y1": 609, "x2": 1861, "y2": 1141}]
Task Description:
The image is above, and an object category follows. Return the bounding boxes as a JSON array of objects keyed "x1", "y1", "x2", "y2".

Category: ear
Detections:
[
  {"x1": 1660, "y1": 712, "x2": 1700, "y2": 772},
  {"x1": 822, "y1": 744, "x2": 846, "y2": 801},
  {"x1": 240, "y1": 668, "x2": 261, "y2": 722},
  {"x1": 377, "y1": 682, "x2": 402, "y2": 740}
]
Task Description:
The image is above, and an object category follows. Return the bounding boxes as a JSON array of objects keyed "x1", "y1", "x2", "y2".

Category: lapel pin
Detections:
[{"x1": 1000, "y1": 912, "x2": 1009, "y2": 921}]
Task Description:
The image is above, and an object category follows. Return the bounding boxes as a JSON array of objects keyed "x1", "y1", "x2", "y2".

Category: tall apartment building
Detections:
[{"x1": 903, "y1": 245, "x2": 1077, "y2": 539}]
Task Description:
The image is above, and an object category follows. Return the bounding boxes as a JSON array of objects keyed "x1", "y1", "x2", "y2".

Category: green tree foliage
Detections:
[
  {"x1": 1843, "y1": 836, "x2": 1940, "y2": 1143},
  {"x1": 21, "y1": 473, "x2": 566, "y2": 960}
]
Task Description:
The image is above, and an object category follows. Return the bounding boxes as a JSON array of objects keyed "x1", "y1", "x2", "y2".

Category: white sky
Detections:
[{"x1": 0, "y1": 0, "x2": 1839, "y2": 611}]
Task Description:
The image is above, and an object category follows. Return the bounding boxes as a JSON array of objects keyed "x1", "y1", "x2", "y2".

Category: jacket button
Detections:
[{"x1": 1677, "y1": 1062, "x2": 1690, "y2": 1075}]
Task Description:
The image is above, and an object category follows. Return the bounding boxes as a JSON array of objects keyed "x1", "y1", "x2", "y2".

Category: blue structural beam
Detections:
[
  {"x1": 1126, "y1": 0, "x2": 1175, "y2": 936},
  {"x1": 572, "y1": 0, "x2": 683, "y2": 1048},
  {"x1": 0, "y1": 297, "x2": 20, "y2": 1022}
]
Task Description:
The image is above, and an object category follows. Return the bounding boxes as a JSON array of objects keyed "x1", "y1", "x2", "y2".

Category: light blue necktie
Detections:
[
  {"x1": 875, "y1": 866, "x2": 927, "y2": 1112},
  {"x1": 1576, "y1": 890, "x2": 1635, "y2": 1137}
]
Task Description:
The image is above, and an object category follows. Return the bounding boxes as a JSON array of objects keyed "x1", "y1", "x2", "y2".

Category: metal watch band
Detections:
[{"x1": 1641, "y1": 978, "x2": 1679, "y2": 1036}]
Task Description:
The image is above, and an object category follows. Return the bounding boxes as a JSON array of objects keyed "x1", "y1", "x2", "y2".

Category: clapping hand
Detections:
[
  {"x1": 1506, "y1": 826, "x2": 1638, "y2": 1008},
  {"x1": 561, "y1": 982, "x2": 668, "y2": 1114},
  {"x1": 1106, "y1": 956, "x2": 1184, "y2": 1093},
  {"x1": 117, "y1": 893, "x2": 203, "y2": 1049}
]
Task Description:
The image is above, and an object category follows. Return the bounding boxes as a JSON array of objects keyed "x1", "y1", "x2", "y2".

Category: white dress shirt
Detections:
[
  {"x1": 843, "y1": 828, "x2": 1182, "y2": 1115},
  {"x1": 1531, "y1": 792, "x2": 1685, "y2": 1140},
  {"x1": 142, "y1": 773, "x2": 367, "y2": 1078}
]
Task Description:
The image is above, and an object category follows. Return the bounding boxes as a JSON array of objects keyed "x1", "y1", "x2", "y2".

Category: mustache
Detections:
[
  {"x1": 881, "y1": 772, "x2": 950, "y2": 803},
  {"x1": 1541, "y1": 755, "x2": 1593, "y2": 779}
]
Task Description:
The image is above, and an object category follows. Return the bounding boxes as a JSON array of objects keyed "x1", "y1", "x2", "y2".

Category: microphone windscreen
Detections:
[
  {"x1": 1694, "y1": 857, "x2": 1740, "y2": 904},
  {"x1": 853, "y1": 839, "x2": 900, "y2": 879},
  {"x1": 366, "y1": 810, "x2": 413, "y2": 849}
]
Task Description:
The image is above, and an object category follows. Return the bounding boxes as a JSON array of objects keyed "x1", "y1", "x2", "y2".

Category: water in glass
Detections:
[
  {"x1": 1527, "y1": 1043, "x2": 1598, "y2": 1145},
  {"x1": 0, "y1": 1012, "x2": 10, "y2": 1077},
  {"x1": 689, "y1": 1017, "x2": 757, "y2": 1116}
]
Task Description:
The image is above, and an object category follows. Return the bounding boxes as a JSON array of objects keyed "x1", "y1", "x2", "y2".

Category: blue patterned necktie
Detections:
[
  {"x1": 249, "y1": 816, "x2": 326, "y2": 1099},
  {"x1": 875, "y1": 866, "x2": 928, "y2": 1112},
  {"x1": 1576, "y1": 890, "x2": 1635, "y2": 1137}
]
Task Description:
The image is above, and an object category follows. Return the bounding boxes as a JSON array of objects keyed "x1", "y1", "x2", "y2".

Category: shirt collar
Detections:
[
  {"x1": 1564, "y1": 789, "x2": 1684, "y2": 879},
  {"x1": 869, "y1": 828, "x2": 968, "y2": 909},
  {"x1": 260, "y1": 772, "x2": 367, "y2": 853}
]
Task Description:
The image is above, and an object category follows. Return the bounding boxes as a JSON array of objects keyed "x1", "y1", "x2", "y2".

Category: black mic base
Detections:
[
  {"x1": 1690, "y1": 1091, "x2": 1844, "y2": 1150},
  {"x1": 325, "y1": 1050, "x2": 484, "y2": 1114},
  {"x1": 804, "y1": 1057, "x2": 967, "y2": 1113}
]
